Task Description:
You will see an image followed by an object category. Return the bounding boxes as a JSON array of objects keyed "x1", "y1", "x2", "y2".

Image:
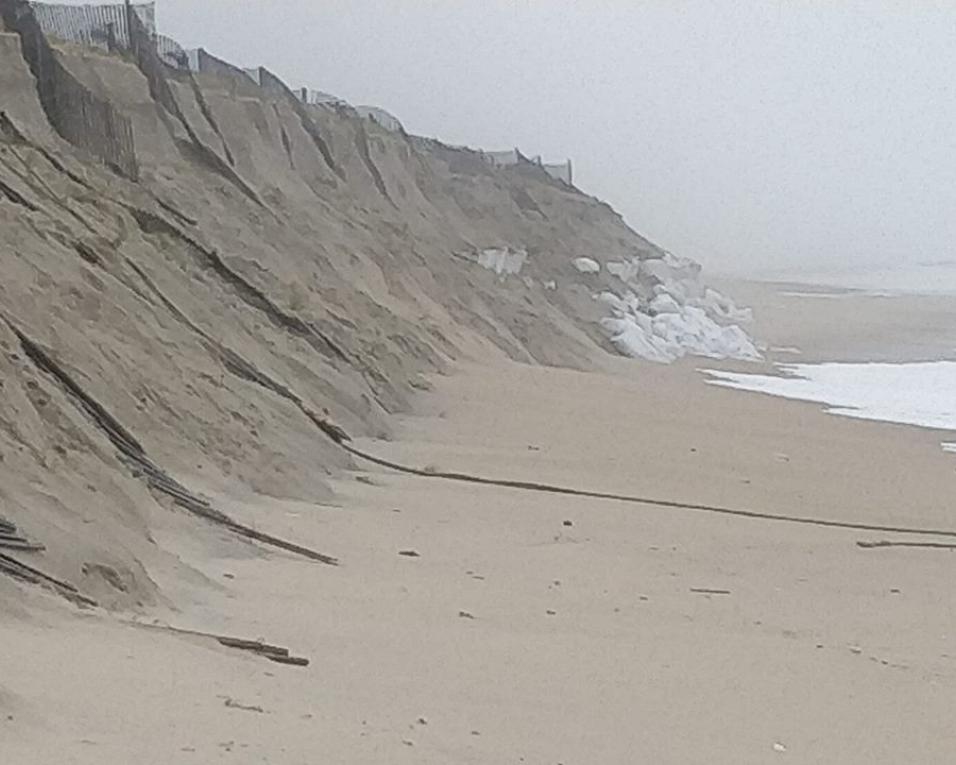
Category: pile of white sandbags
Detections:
[
  {"x1": 589, "y1": 253, "x2": 760, "y2": 363},
  {"x1": 476, "y1": 246, "x2": 528, "y2": 276}
]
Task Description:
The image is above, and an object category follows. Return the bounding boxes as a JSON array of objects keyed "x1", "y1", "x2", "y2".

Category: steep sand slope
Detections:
[{"x1": 0, "y1": 19, "x2": 667, "y2": 610}]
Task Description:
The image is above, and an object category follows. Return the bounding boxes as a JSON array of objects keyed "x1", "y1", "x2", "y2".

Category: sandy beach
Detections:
[
  {"x1": 3, "y1": 281, "x2": 955, "y2": 764},
  {"x1": 8, "y1": 1, "x2": 956, "y2": 760},
  {"x1": 5, "y1": 4, "x2": 956, "y2": 761}
]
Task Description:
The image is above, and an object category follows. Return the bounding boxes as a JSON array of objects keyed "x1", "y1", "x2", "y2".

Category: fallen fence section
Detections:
[
  {"x1": 3, "y1": 313, "x2": 338, "y2": 566},
  {"x1": 339, "y1": 440, "x2": 956, "y2": 541}
]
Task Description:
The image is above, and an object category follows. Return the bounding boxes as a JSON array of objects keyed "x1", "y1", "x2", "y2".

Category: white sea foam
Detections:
[{"x1": 705, "y1": 361, "x2": 956, "y2": 451}]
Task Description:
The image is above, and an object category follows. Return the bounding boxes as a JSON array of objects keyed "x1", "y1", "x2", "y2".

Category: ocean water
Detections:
[
  {"x1": 703, "y1": 263, "x2": 956, "y2": 449},
  {"x1": 765, "y1": 262, "x2": 956, "y2": 296},
  {"x1": 705, "y1": 362, "x2": 956, "y2": 451}
]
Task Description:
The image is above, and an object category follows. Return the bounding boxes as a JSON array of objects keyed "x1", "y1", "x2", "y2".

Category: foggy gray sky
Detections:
[{"x1": 150, "y1": 2, "x2": 956, "y2": 274}]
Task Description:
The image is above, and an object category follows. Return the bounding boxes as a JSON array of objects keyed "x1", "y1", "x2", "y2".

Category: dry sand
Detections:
[{"x1": 3, "y1": 283, "x2": 956, "y2": 764}]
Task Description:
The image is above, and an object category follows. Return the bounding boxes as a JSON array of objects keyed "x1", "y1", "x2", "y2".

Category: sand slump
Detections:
[
  {"x1": 6, "y1": 316, "x2": 336, "y2": 564},
  {"x1": 0, "y1": 32, "x2": 53, "y2": 135},
  {"x1": 0, "y1": 3, "x2": 138, "y2": 178}
]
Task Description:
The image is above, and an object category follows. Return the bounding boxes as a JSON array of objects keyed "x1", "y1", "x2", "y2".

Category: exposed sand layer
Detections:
[{"x1": 3, "y1": 350, "x2": 955, "y2": 764}]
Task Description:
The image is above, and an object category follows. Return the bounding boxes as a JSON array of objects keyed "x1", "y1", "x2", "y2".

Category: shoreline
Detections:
[
  {"x1": 699, "y1": 277, "x2": 956, "y2": 449},
  {"x1": 714, "y1": 276, "x2": 956, "y2": 364}
]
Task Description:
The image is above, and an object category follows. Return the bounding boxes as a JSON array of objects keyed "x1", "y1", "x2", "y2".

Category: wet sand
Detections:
[{"x1": 716, "y1": 276, "x2": 956, "y2": 362}]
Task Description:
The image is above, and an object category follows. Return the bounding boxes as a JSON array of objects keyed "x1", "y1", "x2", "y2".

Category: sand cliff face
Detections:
[{"x1": 0, "y1": 13, "x2": 687, "y2": 609}]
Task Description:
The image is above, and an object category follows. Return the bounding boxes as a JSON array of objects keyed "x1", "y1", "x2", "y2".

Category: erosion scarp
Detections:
[{"x1": 0, "y1": 3, "x2": 741, "y2": 609}]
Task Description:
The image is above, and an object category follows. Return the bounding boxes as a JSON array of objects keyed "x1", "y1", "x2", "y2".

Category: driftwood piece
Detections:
[
  {"x1": 127, "y1": 621, "x2": 310, "y2": 668},
  {"x1": 216, "y1": 636, "x2": 290, "y2": 658},
  {"x1": 267, "y1": 654, "x2": 310, "y2": 667},
  {"x1": 857, "y1": 540, "x2": 956, "y2": 550}
]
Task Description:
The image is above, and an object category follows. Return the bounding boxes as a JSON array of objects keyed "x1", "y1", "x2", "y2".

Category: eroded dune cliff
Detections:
[{"x1": 0, "y1": 3, "x2": 750, "y2": 608}]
